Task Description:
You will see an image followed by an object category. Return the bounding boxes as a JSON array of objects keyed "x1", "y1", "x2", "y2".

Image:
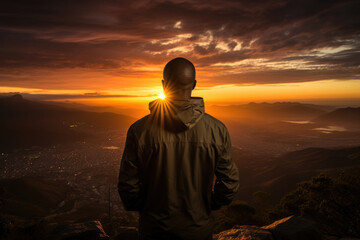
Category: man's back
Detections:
[{"x1": 118, "y1": 97, "x2": 239, "y2": 240}]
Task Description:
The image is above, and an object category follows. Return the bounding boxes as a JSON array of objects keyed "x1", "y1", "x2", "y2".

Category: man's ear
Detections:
[{"x1": 192, "y1": 80, "x2": 197, "y2": 90}]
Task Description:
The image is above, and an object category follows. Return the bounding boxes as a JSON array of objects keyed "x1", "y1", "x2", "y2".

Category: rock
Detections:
[
  {"x1": 262, "y1": 215, "x2": 322, "y2": 240},
  {"x1": 0, "y1": 216, "x2": 15, "y2": 238},
  {"x1": 323, "y1": 234, "x2": 340, "y2": 240},
  {"x1": 114, "y1": 227, "x2": 138, "y2": 240},
  {"x1": 214, "y1": 225, "x2": 274, "y2": 240},
  {"x1": 320, "y1": 234, "x2": 360, "y2": 240},
  {"x1": 48, "y1": 220, "x2": 109, "y2": 240},
  {"x1": 339, "y1": 238, "x2": 360, "y2": 240}
]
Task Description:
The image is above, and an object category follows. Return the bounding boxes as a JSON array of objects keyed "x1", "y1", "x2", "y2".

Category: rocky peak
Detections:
[{"x1": 214, "y1": 216, "x2": 322, "y2": 240}]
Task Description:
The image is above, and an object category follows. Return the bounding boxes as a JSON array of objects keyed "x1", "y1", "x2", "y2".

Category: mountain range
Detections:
[
  {"x1": 207, "y1": 102, "x2": 334, "y2": 122},
  {"x1": 0, "y1": 94, "x2": 135, "y2": 152},
  {"x1": 314, "y1": 107, "x2": 360, "y2": 128}
]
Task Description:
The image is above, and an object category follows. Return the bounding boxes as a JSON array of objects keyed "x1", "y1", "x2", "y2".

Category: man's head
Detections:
[{"x1": 162, "y1": 57, "x2": 196, "y2": 99}]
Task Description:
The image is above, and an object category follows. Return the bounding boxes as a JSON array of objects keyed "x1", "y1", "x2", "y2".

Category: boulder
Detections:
[
  {"x1": 48, "y1": 220, "x2": 109, "y2": 240},
  {"x1": 114, "y1": 227, "x2": 138, "y2": 240},
  {"x1": 214, "y1": 225, "x2": 274, "y2": 240},
  {"x1": 262, "y1": 215, "x2": 322, "y2": 240}
]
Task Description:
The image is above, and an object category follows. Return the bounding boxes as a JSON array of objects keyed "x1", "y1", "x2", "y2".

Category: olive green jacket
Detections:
[{"x1": 118, "y1": 97, "x2": 239, "y2": 240}]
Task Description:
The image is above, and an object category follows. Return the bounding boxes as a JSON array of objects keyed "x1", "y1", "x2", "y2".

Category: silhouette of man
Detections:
[{"x1": 118, "y1": 57, "x2": 239, "y2": 240}]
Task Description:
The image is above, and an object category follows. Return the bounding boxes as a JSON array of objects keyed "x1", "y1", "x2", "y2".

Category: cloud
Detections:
[{"x1": 0, "y1": 0, "x2": 359, "y2": 89}]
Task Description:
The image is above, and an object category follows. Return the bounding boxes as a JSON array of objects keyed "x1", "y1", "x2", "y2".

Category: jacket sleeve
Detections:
[
  {"x1": 118, "y1": 126, "x2": 144, "y2": 211},
  {"x1": 211, "y1": 127, "x2": 239, "y2": 210}
]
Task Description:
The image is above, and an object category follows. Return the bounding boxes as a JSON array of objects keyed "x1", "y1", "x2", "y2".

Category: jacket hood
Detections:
[{"x1": 149, "y1": 97, "x2": 205, "y2": 130}]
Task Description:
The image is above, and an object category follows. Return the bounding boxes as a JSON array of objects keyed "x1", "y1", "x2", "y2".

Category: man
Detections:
[{"x1": 118, "y1": 57, "x2": 239, "y2": 240}]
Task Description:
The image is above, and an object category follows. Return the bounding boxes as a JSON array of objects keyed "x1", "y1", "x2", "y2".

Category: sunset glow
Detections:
[{"x1": 0, "y1": 0, "x2": 359, "y2": 110}]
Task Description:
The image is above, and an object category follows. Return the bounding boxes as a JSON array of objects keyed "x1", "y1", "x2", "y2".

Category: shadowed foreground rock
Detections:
[
  {"x1": 114, "y1": 226, "x2": 139, "y2": 240},
  {"x1": 48, "y1": 221, "x2": 109, "y2": 240},
  {"x1": 214, "y1": 225, "x2": 274, "y2": 240},
  {"x1": 213, "y1": 216, "x2": 321, "y2": 240},
  {"x1": 262, "y1": 216, "x2": 321, "y2": 240}
]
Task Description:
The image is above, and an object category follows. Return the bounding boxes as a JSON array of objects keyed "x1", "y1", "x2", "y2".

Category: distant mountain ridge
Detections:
[
  {"x1": 207, "y1": 102, "x2": 334, "y2": 122},
  {"x1": 0, "y1": 94, "x2": 135, "y2": 152},
  {"x1": 314, "y1": 107, "x2": 360, "y2": 128}
]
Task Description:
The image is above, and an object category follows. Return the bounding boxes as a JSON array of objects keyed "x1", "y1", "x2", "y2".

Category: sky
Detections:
[{"x1": 0, "y1": 0, "x2": 359, "y2": 109}]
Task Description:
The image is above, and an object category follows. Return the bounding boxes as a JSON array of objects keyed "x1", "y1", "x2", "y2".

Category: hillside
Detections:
[
  {"x1": 39, "y1": 100, "x2": 147, "y2": 118},
  {"x1": 314, "y1": 107, "x2": 360, "y2": 128},
  {"x1": 0, "y1": 94, "x2": 135, "y2": 152},
  {"x1": 233, "y1": 146, "x2": 360, "y2": 204},
  {"x1": 0, "y1": 177, "x2": 71, "y2": 219}
]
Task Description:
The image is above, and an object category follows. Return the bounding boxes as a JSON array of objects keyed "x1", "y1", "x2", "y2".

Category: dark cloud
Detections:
[
  {"x1": 270, "y1": 42, "x2": 360, "y2": 68},
  {"x1": 0, "y1": 0, "x2": 359, "y2": 88},
  {"x1": 208, "y1": 68, "x2": 360, "y2": 85}
]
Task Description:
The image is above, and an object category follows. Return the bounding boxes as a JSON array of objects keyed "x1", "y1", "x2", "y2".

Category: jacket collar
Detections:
[{"x1": 149, "y1": 97, "x2": 205, "y2": 130}]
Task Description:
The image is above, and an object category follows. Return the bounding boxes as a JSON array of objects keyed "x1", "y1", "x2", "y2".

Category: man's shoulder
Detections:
[
  {"x1": 128, "y1": 114, "x2": 150, "y2": 132},
  {"x1": 202, "y1": 113, "x2": 228, "y2": 130},
  {"x1": 200, "y1": 113, "x2": 230, "y2": 143}
]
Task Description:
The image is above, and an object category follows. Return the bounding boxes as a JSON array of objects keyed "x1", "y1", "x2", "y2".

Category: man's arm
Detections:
[
  {"x1": 118, "y1": 126, "x2": 143, "y2": 211},
  {"x1": 211, "y1": 127, "x2": 239, "y2": 210}
]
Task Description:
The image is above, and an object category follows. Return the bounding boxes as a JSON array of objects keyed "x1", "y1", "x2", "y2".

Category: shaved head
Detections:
[
  {"x1": 163, "y1": 58, "x2": 195, "y2": 85},
  {"x1": 162, "y1": 57, "x2": 196, "y2": 99}
]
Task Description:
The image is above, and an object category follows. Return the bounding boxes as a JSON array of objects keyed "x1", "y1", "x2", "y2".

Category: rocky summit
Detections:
[
  {"x1": 47, "y1": 221, "x2": 109, "y2": 240},
  {"x1": 214, "y1": 216, "x2": 322, "y2": 240}
]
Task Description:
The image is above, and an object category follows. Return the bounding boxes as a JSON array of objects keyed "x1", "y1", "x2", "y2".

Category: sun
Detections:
[{"x1": 159, "y1": 93, "x2": 166, "y2": 100}]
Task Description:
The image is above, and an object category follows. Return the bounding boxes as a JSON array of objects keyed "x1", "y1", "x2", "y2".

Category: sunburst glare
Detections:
[{"x1": 159, "y1": 93, "x2": 166, "y2": 100}]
